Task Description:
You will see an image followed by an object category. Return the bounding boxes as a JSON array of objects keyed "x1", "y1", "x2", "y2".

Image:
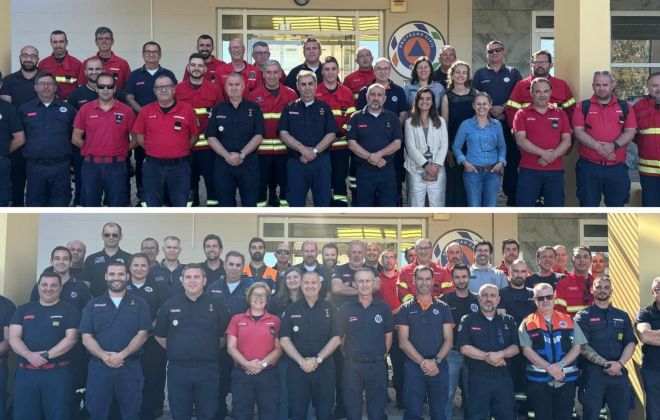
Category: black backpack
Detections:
[{"x1": 581, "y1": 98, "x2": 629, "y2": 130}]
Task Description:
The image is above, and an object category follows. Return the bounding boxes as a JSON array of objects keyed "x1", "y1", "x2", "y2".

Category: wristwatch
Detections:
[
  {"x1": 434, "y1": 357, "x2": 443, "y2": 364},
  {"x1": 315, "y1": 356, "x2": 323, "y2": 364},
  {"x1": 613, "y1": 141, "x2": 621, "y2": 150},
  {"x1": 41, "y1": 351, "x2": 49, "y2": 360},
  {"x1": 243, "y1": 360, "x2": 249, "y2": 367},
  {"x1": 312, "y1": 148, "x2": 319, "y2": 155},
  {"x1": 262, "y1": 360, "x2": 268, "y2": 368},
  {"x1": 559, "y1": 360, "x2": 566, "y2": 368},
  {"x1": 238, "y1": 152, "x2": 246, "y2": 159}
]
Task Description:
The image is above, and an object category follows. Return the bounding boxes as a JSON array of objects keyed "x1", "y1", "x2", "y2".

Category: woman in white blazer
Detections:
[{"x1": 404, "y1": 87, "x2": 448, "y2": 207}]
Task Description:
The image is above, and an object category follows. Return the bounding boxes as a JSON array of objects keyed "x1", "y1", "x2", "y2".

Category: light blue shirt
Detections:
[
  {"x1": 468, "y1": 265, "x2": 509, "y2": 294},
  {"x1": 453, "y1": 116, "x2": 507, "y2": 167},
  {"x1": 404, "y1": 81, "x2": 446, "y2": 117}
]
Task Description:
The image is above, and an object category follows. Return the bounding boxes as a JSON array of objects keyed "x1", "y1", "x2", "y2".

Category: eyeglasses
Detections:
[
  {"x1": 141, "y1": 247, "x2": 158, "y2": 252},
  {"x1": 276, "y1": 250, "x2": 290, "y2": 255},
  {"x1": 253, "y1": 51, "x2": 270, "y2": 56},
  {"x1": 653, "y1": 288, "x2": 660, "y2": 293},
  {"x1": 487, "y1": 48, "x2": 504, "y2": 54},
  {"x1": 97, "y1": 84, "x2": 115, "y2": 90},
  {"x1": 250, "y1": 293, "x2": 268, "y2": 299},
  {"x1": 382, "y1": 256, "x2": 396, "y2": 261},
  {"x1": 532, "y1": 60, "x2": 549, "y2": 65},
  {"x1": 497, "y1": 328, "x2": 504, "y2": 345},
  {"x1": 594, "y1": 71, "x2": 611, "y2": 76},
  {"x1": 143, "y1": 50, "x2": 160, "y2": 55},
  {"x1": 535, "y1": 295, "x2": 553, "y2": 302},
  {"x1": 229, "y1": 46, "x2": 244, "y2": 50},
  {"x1": 416, "y1": 246, "x2": 431, "y2": 251},
  {"x1": 103, "y1": 233, "x2": 120, "y2": 238},
  {"x1": 36, "y1": 82, "x2": 56, "y2": 87},
  {"x1": 375, "y1": 67, "x2": 391, "y2": 72},
  {"x1": 584, "y1": 278, "x2": 591, "y2": 303},
  {"x1": 357, "y1": 54, "x2": 372, "y2": 59},
  {"x1": 154, "y1": 85, "x2": 174, "y2": 91},
  {"x1": 20, "y1": 54, "x2": 39, "y2": 60}
]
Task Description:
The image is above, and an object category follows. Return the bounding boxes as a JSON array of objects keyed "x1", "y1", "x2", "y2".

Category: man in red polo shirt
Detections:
[
  {"x1": 78, "y1": 27, "x2": 131, "y2": 90},
  {"x1": 397, "y1": 238, "x2": 453, "y2": 304},
  {"x1": 132, "y1": 75, "x2": 198, "y2": 207},
  {"x1": 38, "y1": 30, "x2": 82, "y2": 101},
  {"x1": 343, "y1": 47, "x2": 375, "y2": 101},
  {"x1": 573, "y1": 71, "x2": 637, "y2": 207},
  {"x1": 175, "y1": 53, "x2": 225, "y2": 207},
  {"x1": 183, "y1": 35, "x2": 225, "y2": 84},
  {"x1": 216, "y1": 38, "x2": 262, "y2": 98},
  {"x1": 555, "y1": 246, "x2": 595, "y2": 318},
  {"x1": 513, "y1": 77, "x2": 572, "y2": 207},
  {"x1": 72, "y1": 73, "x2": 136, "y2": 207}
]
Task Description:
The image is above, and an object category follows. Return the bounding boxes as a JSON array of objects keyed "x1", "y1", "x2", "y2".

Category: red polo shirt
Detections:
[
  {"x1": 183, "y1": 55, "x2": 225, "y2": 84},
  {"x1": 78, "y1": 52, "x2": 131, "y2": 90},
  {"x1": 73, "y1": 99, "x2": 136, "y2": 157},
  {"x1": 132, "y1": 100, "x2": 198, "y2": 158},
  {"x1": 376, "y1": 269, "x2": 400, "y2": 311},
  {"x1": 573, "y1": 94, "x2": 637, "y2": 164},
  {"x1": 225, "y1": 310, "x2": 280, "y2": 362},
  {"x1": 216, "y1": 61, "x2": 263, "y2": 97},
  {"x1": 174, "y1": 80, "x2": 225, "y2": 150},
  {"x1": 38, "y1": 52, "x2": 83, "y2": 100},
  {"x1": 513, "y1": 104, "x2": 571, "y2": 171}
]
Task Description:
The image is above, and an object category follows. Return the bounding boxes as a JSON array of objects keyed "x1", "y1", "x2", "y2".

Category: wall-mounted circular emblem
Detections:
[
  {"x1": 432, "y1": 229, "x2": 485, "y2": 267},
  {"x1": 389, "y1": 22, "x2": 445, "y2": 78}
]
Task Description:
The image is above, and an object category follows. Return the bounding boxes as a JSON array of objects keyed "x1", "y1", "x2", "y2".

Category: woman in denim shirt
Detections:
[
  {"x1": 452, "y1": 91, "x2": 507, "y2": 207},
  {"x1": 404, "y1": 56, "x2": 449, "y2": 121}
]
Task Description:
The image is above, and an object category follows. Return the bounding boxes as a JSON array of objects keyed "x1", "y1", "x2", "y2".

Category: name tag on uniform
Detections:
[
  {"x1": 270, "y1": 326, "x2": 276, "y2": 335},
  {"x1": 552, "y1": 121, "x2": 558, "y2": 129},
  {"x1": 53, "y1": 321, "x2": 60, "y2": 326},
  {"x1": 618, "y1": 333, "x2": 623, "y2": 340},
  {"x1": 115, "y1": 114, "x2": 123, "y2": 124},
  {"x1": 174, "y1": 121, "x2": 182, "y2": 131}
]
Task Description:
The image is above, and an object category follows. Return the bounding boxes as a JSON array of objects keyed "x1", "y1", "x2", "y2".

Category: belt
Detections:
[
  {"x1": 451, "y1": 346, "x2": 459, "y2": 352},
  {"x1": 19, "y1": 360, "x2": 69, "y2": 370},
  {"x1": 346, "y1": 354, "x2": 385, "y2": 363},
  {"x1": 171, "y1": 360, "x2": 213, "y2": 368},
  {"x1": 474, "y1": 164, "x2": 496, "y2": 172},
  {"x1": 469, "y1": 369, "x2": 510, "y2": 377},
  {"x1": 27, "y1": 156, "x2": 69, "y2": 165},
  {"x1": 581, "y1": 157, "x2": 622, "y2": 167},
  {"x1": 84, "y1": 155, "x2": 127, "y2": 164},
  {"x1": 145, "y1": 155, "x2": 189, "y2": 166},
  {"x1": 91, "y1": 355, "x2": 140, "y2": 364}
]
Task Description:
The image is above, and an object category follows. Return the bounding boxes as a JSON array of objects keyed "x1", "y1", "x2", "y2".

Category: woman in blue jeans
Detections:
[{"x1": 452, "y1": 91, "x2": 507, "y2": 207}]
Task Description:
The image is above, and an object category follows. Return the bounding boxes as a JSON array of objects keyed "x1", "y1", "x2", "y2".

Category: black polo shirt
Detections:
[
  {"x1": 198, "y1": 259, "x2": 225, "y2": 286},
  {"x1": 44, "y1": 264, "x2": 86, "y2": 279},
  {"x1": 126, "y1": 281, "x2": 162, "y2": 321},
  {"x1": 19, "y1": 98, "x2": 77, "y2": 159},
  {"x1": 205, "y1": 278, "x2": 252, "y2": 318},
  {"x1": 295, "y1": 262, "x2": 332, "y2": 299},
  {"x1": 441, "y1": 290, "x2": 479, "y2": 348},
  {"x1": 154, "y1": 293, "x2": 230, "y2": 364},
  {"x1": 67, "y1": 85, "x2": 128, "y2": 111},
  {"x1": 0, "y1": 295, "x2": 16, "y2": 358},
  {"x1": 396, "y1": 297, "x2": 454, "y2": 358},
  {"x1": 472, "y1": 64, "x2": 522, "y2": 108},
  {"x1": 356, "y1": 79, "x2": 408, "y2": 116},
  {"x1": 0, "y1": 70, "x2": 38, "y2": 109},
  {"x1": 0, "y1": 99, "x2": 23, "y2": 155},
  {"x1": 30, "y1": 277, "x2": 91, "y2": 313},
  {"x1": 284, "y1": 62, "x2": 324, "y2": 96},
  {"x1": 148, "y1": 260, "x2": 186, "y2": 304},
  {"x1": 279, "y1": 297, "x2": 342, "y2": 358},
  {"x1": 497, "y1": 286, "x2": 536, "y2": 325},
  {"x1": 78, "y1": 293, "x2": 152, "y2": 355},
  {"x1": 636, "y1": 302, "x2": 660, "y2": 371},
  {"x1": 206, "y1": 99, "x2": 265, "y2": 153},
  {"x1": 457, "y1": 311, "x2": 519, "y2": 372},
  {"x1": 10, "y1": 300, "x2": 80, "y2": 364},
  {"x1": 124, "y1": 65, "x2": 178, "y2": 106},
  {"x1": 331, "y1": 263, "x2": 380, "y2": 307},
  {"x1": 340, "y1": 296, "x2": 394, "y2": 356},
  {"x1": 82, "y1": 248, "x2": 133, "y2": 298},
  {"x1": 525, "y1": 272, "x2": 565, "y2": 290},
  {"x1": 345, "y1": 107, "x2": 402, "y2": 170},
  {"x1": 278, "y1": 99, "x2": 337, "y2": 158},
  {"x1": 574, "y1": 303, "x2": 637, "y2": 366},
  {"x1": 432, "y1": 68, "x2": 449, "y2": 89}
]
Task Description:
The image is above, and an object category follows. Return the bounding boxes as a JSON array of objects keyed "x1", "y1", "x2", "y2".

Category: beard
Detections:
[
  {"x1": 21, "y1": 62, "x2": 37, "y2": 72},
  {"x1": 251, "y1": 252, "x2": 264, "y2": 262},
  {"x1": 108, "y1": 280, "x2": 127, "y2": 293}
]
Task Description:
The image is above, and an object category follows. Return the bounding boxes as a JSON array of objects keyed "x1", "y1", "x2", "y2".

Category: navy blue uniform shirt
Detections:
[
  {"x1": 0, "y1": 70, "x2": 38, "y2": 109},
  {"x1": 148, "y1": 260, "x2": 186, "y2": 305},
  {"x1": 82, "y1": 248, "x2": 133, "y2": 298},
  {"x1": 497, "y1": 286, "x2": 536, "y2": 325},
  {"x1": 67, "y1": 85, "x2": 128, "y2": 111},
  {"x1": 472, "y1": 65, "x2": 522, "y2": 108},
  {"x1": 154, "y1": 293, "x2": 230, "y2": 364},
  {"x1": 78, "y1": 294, "x2": 152, "y2": 355},
  {"x1": 340, "y1": 296, "x2": 394, "y2": 356},
  {"x1": 205, "y1": 99, "x2": 265, "y2": 152},
  {"x1": 126, "y1": 281, "x2": 163, "y2": 321},
  {"x1": 30, "y1": 277, "x2": 91, "y2": 313},
  {"x1": 279, "y1": 298, "x2": 342, "y2": 357},
  {"x1": 124, "y1": 65, "x2": 178, "y2": 106},
  {"x1": 396, "y1": 297, "x2": 454, "y2": 358},
  {"x1": 205, "y1": 278, "x2": 252, "y2": 318},
  {"x1": 277, "y1": 99, "x2": 337, "y2": 158},
  {"x1": 356, "y1": 80, "x2": 408, "y2": 115},
  {"x1": 0, "y1": 295, "x2": 16, "y2": 357},
  {"x1": 457, "y1": 311, "x2": 519, "y2": 372},
  {"x1": 331, "y1": 263, "x2": 380, "y2": 308},
  {"x1": 294, "y1": 263, "x2": 332, "y2": 300},
  {"x1": 199, "y1": 260, "x2": 225, "y2": 286},
  {"x1": 19, "y1": 98, "x2": 76, "y2": 159},
  {"x1": 636, "y1": 302, "x2": 660, "y2": 371},
  {"x1": 441, "y1": 291, "x2": 479, "y2": 348},
  {"x1": 0, "y1": 99, "x2": 23, "y2": 155},
  {"x1": 284, "y1": 63, "x2": 324, "y2": 96},
  {"x1": 10, "y1": 300, "x2": 80, "y2": 364},
  {"x1": 345, "y1": 108, "x2": 402, "y2": 170},
  {"x1": 575, "y1": 303, "x2": 638, "y2": 365}
]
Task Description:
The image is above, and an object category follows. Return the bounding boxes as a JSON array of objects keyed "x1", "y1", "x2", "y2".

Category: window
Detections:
[
  {"x1": 579, "y1": 219, "x2": 608, "y2": 255},
  {"x1": 532, "y1": 12, "x2": 555, "y2": 76}
]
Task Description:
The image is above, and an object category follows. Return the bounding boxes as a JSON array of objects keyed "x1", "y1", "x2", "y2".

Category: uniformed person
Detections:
[
  {"x1": 182, "y1": 35, "x2": 225, "y2": 83},
  {"x1": 78, "y1": 27, "x2": 131, "y2": 90},
  {"x1": 82, "y1": 222, "x2": 133, "y2": 298},
  {"x1": 272, "y1": 243, "x2": 292, "y2": 286},
  {"x1": 198, "y1": 234, "x2": 226, "y2": 284},
  {"x1": 396, "y1": 265, "x2": 454, "y2": 420},
  {"x1": 635, "y1": 277, "x2": 660, "y2": 420},
  {"x1": 0, "y1": 292, "x2": 15, "y2": 420},
  {"x1": 79, "y1": 262, "x2": 152, "y2": 420},
  {"x1": 285, "y1": 38, "x2": 325, "y2": 96},
  {"x1": 243, "y1": 237, "x2": 279, "y2": 293},
  {"x1": 0, "y1": 96, "x2": 25, "y2": 206},
  {"x1": 140, "y1": 238, "x2": 160, "y2": 268},
  {"x1": 132, "y1": 74, "x2": 198, "y2": 207},
  {"x1": 278, "y1": 71, "x2": 338, "y2": 207},
  {"x1": 340, "y1": 268, "x2": 393, "y2": 420},
  {"x1": 148, "y1": 235, "x2": 186, "y2": 303},
  {"x1": 343, "y1": 47, "x2": 375, "y2": 101},
  {"x1": 397, "y1": 238, "x2": 453, "y2": 305},
  {"x1": 440, "y1": 263, "x2": 478, "y2": 420},
  {"x1": 574, "y1": 276, "x2": 637, "y2": 420},
  {"x1": 9, "y1": 271, "x2": 80, "y2": 420},
  {"x1": 458, "y1": 283, "x2": 520, "y2": 420},
  {"x1": 518, "y1": 283, "x2": 585, "y2": 420},
  {"x1": 279, "y1": 271, "x2": 342, "y2": 420},
  {"x1": 38, "y1": 30, "x2": 82, "y2": 101},
  {"x1": 215, "y1": 38, "x2": 263, "y2": 97},
  {"x1": 66, "y1": 240, "x2": 88, "y2": 279},
  {"x1": 155, "y1": 264, "x2": 231, "y2": 420},
  {"x1": 295, "y1": 240, "x2": 332, "y2": 300},
  {"x1": 226, "y1": 283, "x2": 283, "y2": 420},
  {"x1": 206, "y1": 72, "x2": 265, "y2": 207},
  {"x1": 19, "y1": 71, "x2": 77, "y2": 207}
]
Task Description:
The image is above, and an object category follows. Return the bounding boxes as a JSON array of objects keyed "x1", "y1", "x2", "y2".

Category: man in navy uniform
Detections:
[
  {"x1": 0, "y1": 291, "x2": 14, "y2": 419},
  {"x1": 0, "y1": 96, "x2": 25, "y2": 206},
  {"x1": 82, "y1": 222, "x2": 132, "y2": 297},
  {"x1": 31, "y1": 246, "x2": 91, "y2": 312},
  {"x1": 636, "y1": 277, "x2": 660, "y2": 420},
  {"x1": 198, "y1": 234, "x2": 225, "y2": 284},
  {"x1": 148, "y1": 235, "x2": 186, "y2": 302}
]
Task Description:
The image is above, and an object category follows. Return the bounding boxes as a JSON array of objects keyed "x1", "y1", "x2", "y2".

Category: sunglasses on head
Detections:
[
  {"x1": 104, "y1": 233, "x2": 119, "y2": 238},
  {"x1": 535, "y1": 295, "x2": 553, "y2": 302},
  {"x1": 594, "y1": 71, "x2": 611, "y2": 76}
]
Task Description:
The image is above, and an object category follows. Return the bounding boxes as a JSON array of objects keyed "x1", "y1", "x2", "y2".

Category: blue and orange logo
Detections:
[
  {"x1": 389, "y1": 22, "x2": 445, "y2": 78},
  {"x1": 433, "y1": 230, "x2": 484, "y2": 267}
]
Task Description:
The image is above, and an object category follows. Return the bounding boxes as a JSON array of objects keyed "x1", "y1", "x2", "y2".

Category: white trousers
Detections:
[{"x1": 406, "y1": 168, "x2": 446, "y2": 207}]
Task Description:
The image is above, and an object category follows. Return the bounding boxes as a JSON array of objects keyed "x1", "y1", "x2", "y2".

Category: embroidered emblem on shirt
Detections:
[
  {"x1": 558, "y1": 321, "x2": 568, "y2": 328},
  {"x1": 70, "y1": 292, "x2": 77, "y2": 298},
  {"x1": 375, "y1": 315, "x2": 382, "y2": 323},
  {"x1": 470, "y1": 304, "x2": 478, "y2": 312}
]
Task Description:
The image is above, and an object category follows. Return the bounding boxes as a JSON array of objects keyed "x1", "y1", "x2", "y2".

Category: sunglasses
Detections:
[
  {"x1": 421, "y1": 309, "x2": 428, "y2": 325},
  {"x1": 103, "y1": 233, "x2": 120, "y2": 238},
  {"x1": 97, "y1": 84, "x2": 115, "y2": 90},
  {"x1": 594, "y1": 71, "x2": 611, "y2": 76},
  {"x1": 276, "y1": 250, "x2": 290, "y2": 255},
  {"x1": 488, "y1": 48, "x2": 504, "y2": 54},
  {"x1": 535, "y1": 295, "x2": 553, "y2": 302}
]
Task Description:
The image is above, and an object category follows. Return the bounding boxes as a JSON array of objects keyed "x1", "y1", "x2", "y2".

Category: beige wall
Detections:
[{"x1": 0, "y1": 0, "x2": 10, "y2": 76}]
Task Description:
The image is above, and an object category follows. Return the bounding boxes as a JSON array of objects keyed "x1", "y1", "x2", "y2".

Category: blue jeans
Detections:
[
  {"x1": 445, "y1": 349, "x2": 468, "y2": 420},
  {"x1": 516, "y1": 168, "x2": 565, "y2": 207},
  {"x1": 278, "y1": 356, "x2": 312, "y2": 420},
  {"x1": 463, "y1": 170, "x2": 501, "y2": 207}
]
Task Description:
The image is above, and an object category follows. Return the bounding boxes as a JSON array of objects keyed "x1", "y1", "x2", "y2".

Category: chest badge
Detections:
[
  {"x1": 504, "y1": 323, "x2": 509, "y2": 330},
  {"x1": 248, "y1": 108, "x2": 253, "y2": 118},
  {"x1": 173, "y1": 320, "x2": 179, "y2": 326},
  {"x1": 71, "y1": 292, "x2": 77, "y2": 298},
  {"x1": 375, "y1": 315, "x2": 382, "y2": 323},
  {"x1": 209, "y1": 304, "x2": 214, "y2": 312},
  {"x1": 219, "y1": 126, "x2": 224, "y2": 132},
  {"x1": 60, "y1": 107, "x2": 68, "y2": 113},
  {"x1": 130, "y1": 299, "x2": 135, "y2": 306},
  {"x1": 53, "y1": 321, "x2": 60, "y2": 326},
  {"x1": 325, "y1": 309, "x2": 330, "y2": 318},
  {"x1": 293, "y1": 326, "x2": 299, "y2": 332},
  {"x1": 504, "y1": 77, "x2": 511, "y2": 83},
  {"x1": 558, "y1": 321, "x2": 568, "y2": 328},
  {"x1": 470, "y1": 303, "x2": 479, "y2": 312},
  {"x1": 319, "y1": 108, "x2": 325, "y2": 116},
  {"x1": 387, "y1": 121, "x2": 391, "y2": 128},
  {"x1": 433, "y1": 309, "x2": 439, "y2": 315},
  {"x1": 145, "y1": 286, "x2": 153, "y2": 292}
]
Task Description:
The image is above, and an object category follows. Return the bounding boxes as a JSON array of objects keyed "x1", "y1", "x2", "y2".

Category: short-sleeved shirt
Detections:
[
  {"x1": 575, "y1": 304, "x2": 638, "y2": 364},
  {"x1": 124, "y1": 66, "x2": 178, "y2": 106},
  {"x1": 10, "y1": 300, "x2": 80, "y2": 364},
  {"x1": 468, "y1": 266, "x2": 509, "y2": 293},
  {"x1": 154, "y1": 293, "x2": 230, "y2": 363},
  {"x1": 78, "y1": 52, "x2": 131, "y2": 90},
  {"x1": 497, "y1": 286, "x2": 536, "y2": 325},
  {"x1": 636, "y1": 302, "x2": 660, "y2": 371},
  {"x1": 278, "y1": 99, "x2": 337, "y2": 158},
  {"x1": 294, "y1": 263, "x2": 332, "y2": 300},
  {"x1": 278, "y1": 298, "x2": 342, "y2": 358},
  {"x1": 19, "y1": 98, "x2": 77, "y2": 159},
  {"x1": 198, "y1": 260, "x2": 225, "y2": 285},
  {"x1": 0, "y1": 295, "x2": 16, "y2": 357},
  {"x1": 30, "y1": 277, "x2": 91, "y2": 313},
  {"x1": 0, "y1": 99, "x2": 23, "y2": 155},
  {"x1": 331, "y1": 263, "x2": 380, "y2": 307},
  {"x1": 356, "y1": 80, "x2": 408, "y2": 116},
  {"x1": 67, "y1": 85, "x2": 128, "y2": 111},
  {"x1": 396, "y1": 297, "x2": 454, "y2": 357},
  {"x1": 132, "y1": 100, "x2": 198, "y2": 158},
  {"x1": 525, "y1": 272, "x2": 566, "y2": 290},
  {"x1": 82, "y1": 248, "x2": 133, "y2": 298},
  {"x1": 513, "y1": 105, "x2": 572, "y2": 171},
  {"x1": 0, "y1": 70, "x2": 38, "y2": 109},
  {"x1": 441, "y1": 291, "x2": 480, "y2": 348},
  {"x1": 78, "y1": 294, "x2": 152, "y2": 355},
  {"x1": 345, "y1": 108, "x2": 402, "y2": 170},
  {"x1": 457, "y1": 311, "x2": 519, "y2": 372},
  {"x1": 226, "y1": 309, "x2": 281, "y2": 361},
  {"x1": 472, "y1": 65, "x2": 522, "y2": 110},
  {"x1": 126, "y1": 281, "x2": 163, "y2": 321},
  {"x1": 148, "y1": 260, "x2": 186, "y2": 305},
  {"x1": 205, "y1": 278, "x2": 252, "y2": 318},
  {"x1": 38, "y1": 53, "x2": 83, "y2": 101},
  {"x1": 73, "y1": 99, "x2": 136, "y2": 157},
  {"x1": 340, "y1": 297, "x2": 394, "y2": 356},
  {"x1": 376, "y1": 269, "x2": 400, "y2": 311},
  {"x1": 205, "y1": 99, "x2": 265, "y2": 153}
]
